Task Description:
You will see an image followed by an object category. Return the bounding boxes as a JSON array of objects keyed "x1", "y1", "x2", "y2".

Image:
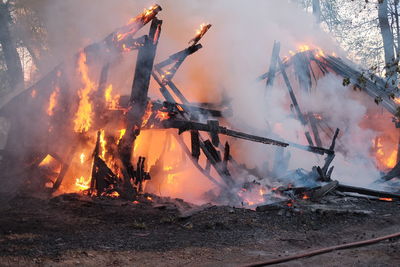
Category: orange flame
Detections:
[
  {"x1": 99, "y1": 129, "x2": 107, "y2": 160},
  {"x1": 39, "y1": 154, "x2": 55, "y2": 166},
  {"x1": 116, "y1": 5, "x2": 161, "y2": 42},
  {"x1": 104, "y1": 84, "x2": 120, "y2": 109},
  {"x1": 118, "y1": 129, "x2": 126, "y2": 144},
  {"x1": 379, "y1": 198, "x2": 393, "y2": 202},
  {"x1": 374, "y1": 137, "x2": 397, "y2": 169},
  {"x1": 74, "y1": 52, "x2": 95, "y2": 133},
  {"x1": 47, "y1": 87, "x2": 60, "y2": 116},
  {"x1": 75, "y1": 176, "x2": 91, "y2": 191}
]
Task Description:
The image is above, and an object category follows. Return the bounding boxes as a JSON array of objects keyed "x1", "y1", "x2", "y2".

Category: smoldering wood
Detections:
[
  {"x1": 336, "y1": 183, "x2": 400, "y2": 200},
  {"x1": 189, "y1": 24, "x2": 212, "y2": 45},
  {"x1": 256, "y1": 200, "x2": 293, "y2": 212},
  {"x1": 311, "y1": 180, "x2": 339, "y2": 201}
]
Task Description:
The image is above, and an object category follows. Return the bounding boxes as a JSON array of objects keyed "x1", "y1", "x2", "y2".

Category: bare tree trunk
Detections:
[
  {"x1": 394, "y1": 0, "x2": 400, "y2": 57},
  {"x1": 0, "y1": 3, "x2": 23, "y2": 90},
  {"x1": 378, "y1": 0, "x2": 397, "y2": 84},
  {"x1": 312, "y1": 0, "x2": 321, "y2": 24}
]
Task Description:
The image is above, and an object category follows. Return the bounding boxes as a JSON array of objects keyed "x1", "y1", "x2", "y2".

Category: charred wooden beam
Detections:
[
  {"x1": 191, "y1": 130, "x2": 200, "y2": 161},
  {"x1": 266, "y1": 41, "x2": 281, "y2": 88},
  {"x1": 163, "y1": 119, "x2": 288, "y2": 147},
  {"x1": 278, "y1": 56, "x2": 315, "y2": 147},
  {"x1": 293, "y1": 52, "x2": 313, "y2": 93},
  {"x1": 336, "y1": 183, "x2": 400, "y2": 200},
  {"x1": 52, "y1": 141, "x2": 80, "y2": 191},
  {"x1": 208, "y1": 120, "x2": 220, "y2": 146},
  {"x1": 311, "y1": 180, "x2": 339, "y2": 201},
  {"x1": 155, "y1": 43, "x2": 202, "y2": 72},
  {"x1": 119, "y1": 18, "x2": 162, "y2": 193},
  {"x1": 172, "y1": 133, "x2": 223, "y2": 188},
  {"x1": 223, "y1": 142, "x2": 230, "y2": 172},
  {"x1": 189, "y1": 24, "x2": 212, "y2": 45},
  {"x1": 161, "y1": 119, "x2": 334, "y2": 155},
  {"x1": 202, "y1": 139, "x2": 233, "y2": 186},
  {"x1": 308, "y1": 113, "x2": 323, "y2": 147},
  {"x1": 157, "y1": 101, "x2": 223, "y2": 117}
]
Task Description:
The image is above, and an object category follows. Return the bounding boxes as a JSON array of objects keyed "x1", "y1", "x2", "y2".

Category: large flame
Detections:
[
  {"x1": 374, "y1": 137, "x2": 397, "y2": 169},
  {"x1": 73, "y1": 52, "x2": 95, "y2": 133}
]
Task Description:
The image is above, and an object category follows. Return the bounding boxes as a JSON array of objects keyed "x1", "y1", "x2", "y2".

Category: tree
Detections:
[
  {"x1": 0, "y1": 2, "x2": 23, "y2": 91},
  {"x1": 378, "y1": 0, "x2": 397, "y2": 84},
  {"x1": 312, "y1": 0, "x2": 321, "y2": 23}
]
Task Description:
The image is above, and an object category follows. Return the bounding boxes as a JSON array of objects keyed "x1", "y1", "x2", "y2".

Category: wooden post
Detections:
[{"x1": 119, "y1": 18, "x2": 162, "y2": 193}]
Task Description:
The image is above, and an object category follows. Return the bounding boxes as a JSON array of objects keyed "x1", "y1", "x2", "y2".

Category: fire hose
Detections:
[{"x1": 242, "y1": 231, "x2": 400, "y2": 267}]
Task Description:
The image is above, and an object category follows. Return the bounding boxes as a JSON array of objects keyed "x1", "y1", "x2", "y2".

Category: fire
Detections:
[
  {"x1": 237, "y1": 186, "x2": 268, "y2": 207},
  {"x1": 394, "y1": 98, "x2": 400, "y2": 105},
  {"x1": 164, "y1": 166, "x2": 176, "y2": 184},
  {"x1": 75, "y1": 176, "x2": 90, "y2": 191},
  {"x1": 302, "y1": 194, "x2": 310, "y2": 200},
  {"x1": 141, "y1": 102, "x2": 153, "y2": 127},
  {"x1": 110, "y1": 191, "x2": 120, "y2": 198},
  {"x1": 298, "y1": 44, "x2": 311, "y2": 52},
  {"x1": 289, "y1": 43, "x2": 332, "y2": 59},
  {"x1": 379, "y1": 198, "x2": 393, "y2": 202},
  {"x1": 74, "y1": 52, "x2": 95, "y2": 133},
  {"x1": 116, "y1": 5, "x2": 161, "y2": 42},
  {"x1": 39, "y1": 154, "x2": 55, "y2": 166},
  {"x1": 80, "y1": 153, "x2": 86, "y2": 164},
  {"x1": 155, "y1": 110, "x2": 169, "y2": 121},
  {"x1": 143, "y1": 4, "x2": 159, "y2": 18},
  {"x1": 99, "y1": 129, "x2": 107, "y2": 160},
  {"x1": 374, "y1": 137, "x2": 397, "y2": 169},
  {"x1": 47, "y1": 87, "x2": 60, "y2": 116},
  {"x1": 189, "y1": 23, "x2": 212, "y2": 45},
  {"x1": 104, "y1": 84, "x2": 120, "y2": 109},
  {"x1": 118, "y1": 129, "x2": 126, "y2": 144}
]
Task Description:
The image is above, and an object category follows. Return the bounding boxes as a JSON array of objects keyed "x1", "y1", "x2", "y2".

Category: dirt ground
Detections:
[{"x1": 0, "y1": 193, "x2": 399, "y2": 266}]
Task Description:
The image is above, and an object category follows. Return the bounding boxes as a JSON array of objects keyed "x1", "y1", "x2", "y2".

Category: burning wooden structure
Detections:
[{"x1": 0, "y1": 4, "x2": 399, "y2": 208}]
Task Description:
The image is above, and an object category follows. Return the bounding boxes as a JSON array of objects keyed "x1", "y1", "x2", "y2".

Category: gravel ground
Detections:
[{"x1": 0, "y1": 193, "x2": 399, "y2": 266}]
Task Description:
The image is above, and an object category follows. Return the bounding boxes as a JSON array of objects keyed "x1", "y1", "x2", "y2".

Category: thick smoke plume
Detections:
[{"x1": 0, "y1": 0, "x2": 392, "y2": 205}]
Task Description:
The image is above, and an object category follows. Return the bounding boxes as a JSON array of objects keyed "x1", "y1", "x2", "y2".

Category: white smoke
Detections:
[{"x1": 1, "y1": 0, "x2": 389, "y2": 204}]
